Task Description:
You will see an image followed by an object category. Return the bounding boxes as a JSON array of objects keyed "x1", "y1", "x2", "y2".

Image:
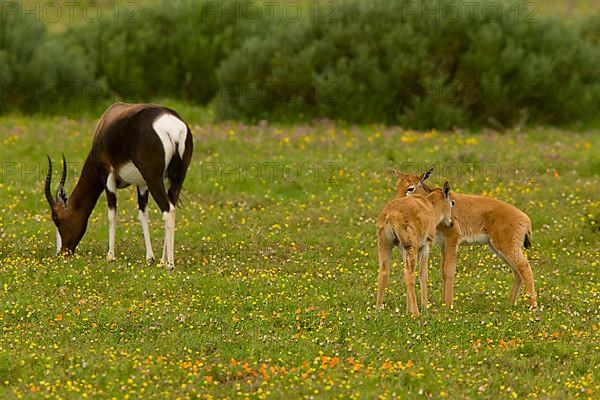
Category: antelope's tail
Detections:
[{"x1": 524, "y1": 226, "x2": 532, "y2": 249}]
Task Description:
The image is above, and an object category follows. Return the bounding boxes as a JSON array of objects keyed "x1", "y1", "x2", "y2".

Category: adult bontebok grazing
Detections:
[
  {"x1": 44, "y1": 103, "x2": 193, "y2": 270},
  {"x1": 376, "y1": 181, "x2": 454, "y2": 316},
  {"x1": 393, "y1": 167, "x2": 537, "y2": 308}
]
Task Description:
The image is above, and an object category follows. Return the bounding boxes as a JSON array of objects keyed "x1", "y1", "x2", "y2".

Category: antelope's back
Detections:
[{"x1": 377, "y1": 196, "x2": 432, "y2": 231}]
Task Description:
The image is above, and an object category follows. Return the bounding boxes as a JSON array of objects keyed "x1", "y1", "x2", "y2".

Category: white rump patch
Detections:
[{"x1": 152, "y1": 113, "x2": 187, "y2": 167}]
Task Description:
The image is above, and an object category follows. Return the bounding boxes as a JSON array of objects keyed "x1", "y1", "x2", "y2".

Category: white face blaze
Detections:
[{"x1": 56, "y1": 228, "x2": 62, "y2": 255}]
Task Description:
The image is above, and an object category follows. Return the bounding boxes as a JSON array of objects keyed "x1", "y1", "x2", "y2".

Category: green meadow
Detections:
[{"x1": 0, "y1": 114, "x2": 598, "y2": 399}]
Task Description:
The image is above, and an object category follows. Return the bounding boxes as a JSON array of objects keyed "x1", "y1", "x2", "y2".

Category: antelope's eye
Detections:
[
  {"x1": 451, "y1": 200, "x2": 455, "y2": 207},
  {"x1": 406, "y1": 186, "x2": 416, "y2": 194}
]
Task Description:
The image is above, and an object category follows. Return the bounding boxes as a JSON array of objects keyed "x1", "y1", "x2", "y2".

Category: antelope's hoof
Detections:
[
  {"x1": 159, "y1": 259, "x2": 174, "y2": 271},
  {"x1": 146, "y1": 256, "x2": 156, "y2": 264},
  {"x1": 106, "y1": 254, "x2": 116, "y2": 262}
]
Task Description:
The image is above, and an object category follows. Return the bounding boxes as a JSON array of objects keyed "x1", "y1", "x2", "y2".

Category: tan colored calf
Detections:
[
  {"x1": 393, "y1": 168, "x2": 537, "y2": 308},
  {"x1": 376, "y1": 182, "x2": 454, "y2": 315}
]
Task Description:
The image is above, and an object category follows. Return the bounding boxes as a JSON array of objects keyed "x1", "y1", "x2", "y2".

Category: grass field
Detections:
[{"x1": 0, "y1": 113, "x2": 599, "y2": 399}]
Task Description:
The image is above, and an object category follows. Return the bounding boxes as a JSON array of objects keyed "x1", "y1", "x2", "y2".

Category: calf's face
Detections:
[
  {"x1": 440, "y1": 181, "x2": 454, "y2": 227},
  {"x1": 394, "y1": 166, "x2": 434, "y2": 197}
]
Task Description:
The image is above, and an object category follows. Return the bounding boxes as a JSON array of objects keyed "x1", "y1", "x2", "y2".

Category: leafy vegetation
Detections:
[
  {"x1": 0, "y1": 3, "x2": 99, "y2": 113},
  {"x1": 218, "y1": 0, "x2": 600, "y2": 128},
  {"x1": 2, "y1": 0, "x2": 600, "y2": 128},
  {"x1": 0, "y1": 115, "x2": 598, "y2": 398}
]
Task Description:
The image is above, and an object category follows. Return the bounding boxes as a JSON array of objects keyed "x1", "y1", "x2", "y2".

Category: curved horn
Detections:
[
  {"x1": 59, "y1": 153, "x2": 67, "y2": 188},
  {"x1": 45, "y1": 155, "x2": 55, "y2": 207}
]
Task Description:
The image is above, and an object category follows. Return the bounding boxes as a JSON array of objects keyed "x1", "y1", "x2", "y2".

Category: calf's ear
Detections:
[
  {"x1": 443, "y1": 181, "x2": 450, "y2": 199},
  {"x1": 420, "y1": 166, "x2": 434, "y2": 182}
]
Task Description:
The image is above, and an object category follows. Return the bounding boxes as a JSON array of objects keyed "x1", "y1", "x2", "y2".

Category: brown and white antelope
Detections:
[
  {"x1": 44, "y1": 103, "x2": 193, "y2": 269},
  {"x1": 376, "y1": 181, "x2": 454, "y2": 315},
  {"x1": 393, "y1": 167, "x2": 537, "y2": 308}
]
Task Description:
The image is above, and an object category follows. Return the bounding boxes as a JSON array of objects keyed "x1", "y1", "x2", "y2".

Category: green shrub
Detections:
[
  {"x1": 217, "y1": 0, "x2": 600, "y2": 128},
  {"x1": 0, "y1": 2, "x2": 100, "y2": 113},
  {"x1": 72, "y1": 0, "x2": 265, "y2": 104},
  {"x1": 1, "y1": 0, "x2": 599, "y2": 127}
]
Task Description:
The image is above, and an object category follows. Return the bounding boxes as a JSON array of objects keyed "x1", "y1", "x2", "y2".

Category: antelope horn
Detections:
[
  {"x1": 59, "y1": 153, "x2": 67, "y2": 188},
  {"x1": 45, "y1": 155, "x2": 55, "y2": 207}
]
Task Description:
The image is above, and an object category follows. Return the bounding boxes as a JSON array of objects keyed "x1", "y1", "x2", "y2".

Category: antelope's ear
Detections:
[
  {"x1": 443, "y1": 181, "x2": 451, "y2": 199},
  {"x1": 420, "y1": 166, "x2": 434, "y2": 182},
  {"x1": 392, "y1": 169, "x2": 400, "y2": 179},
  {"x1": 57, "y1": 187, "x2": 68, "y2": 207}
]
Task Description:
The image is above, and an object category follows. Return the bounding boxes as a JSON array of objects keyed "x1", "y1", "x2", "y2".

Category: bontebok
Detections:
[{"x1": 45, "y1": 103, "x2": 193, "y2": 269}]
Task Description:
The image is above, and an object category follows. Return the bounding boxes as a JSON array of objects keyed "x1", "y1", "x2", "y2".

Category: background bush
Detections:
[
  {"x1": 0, "y1": 4, "x2": 99, "y2": 113},
  {"x1": 217, "y1": 0, "x2": 600, "y2": 128},
  {"x1": 72, "y1": 0, "x2": 265, "y2": 104},
  {"x1": 1, "y1": 0, "x2": 599, "y2": 128}
]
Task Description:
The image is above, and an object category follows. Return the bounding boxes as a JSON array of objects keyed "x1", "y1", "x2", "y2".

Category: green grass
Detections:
[{"x1": 0, "y1": 114, "x2": 599, "y2": 399}]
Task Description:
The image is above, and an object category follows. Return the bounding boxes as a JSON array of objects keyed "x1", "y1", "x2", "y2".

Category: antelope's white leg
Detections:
[
  {"x1": 137, "y1": 186, "x2": 155, "y2": 262},
  {"x1": 139, "y1": 208, "x2": 155, "y2": 261},
  {"x1": 161, "y1": 233, "x2": 167, "y2": 263},
  {"x1": 107, "y1": 208, "x2": 116, "y2": 261},
  {"x1": 106, "y1": 173, "x2": 117, "y2": 262},
  {"x1": 162, "y1": 203, "x2": 176, "y2": 270}
]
